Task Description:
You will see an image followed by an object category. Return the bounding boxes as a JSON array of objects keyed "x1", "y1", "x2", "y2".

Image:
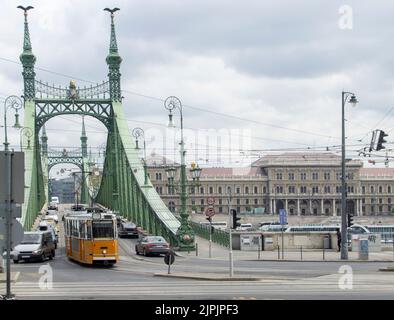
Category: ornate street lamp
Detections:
[
  {"x1": 164, "y1": 96, "x2": 199, "y2": 251},
  {"x1": 3, "y1": 95, "x2": 23, "y2": 151},
  {"x1": 19, "y1": 127, "x2": 33, "y2": 151},
  {"x1": 132, "y1": 127, "x2": 149, "y2": 186},
  {"x1": 341, "y1": 91, "x2": 358, "y2": 260}
]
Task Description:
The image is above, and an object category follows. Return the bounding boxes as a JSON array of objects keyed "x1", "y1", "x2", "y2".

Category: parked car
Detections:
[
  {"x1": 38, "y1": 221, "x2": 58, "y2": 249},
  {"x1": 12, "y1": 231, "x2": 56, "y2": 263},
  {"x1": 51, "y1": 196, "x2": 59, "y2": 204},
  {"x1": 45, "y1": 212, "x2": 59, "y2": 224},
  {"x1": 236, "y1": 223, "x2": 253, "y2": 231},
  {"x1": 135, "y1": 236, "x2": 170, "y2": 256},
  {"x1": 118, "y1": 221, "x2": 139, "y2": 238}
]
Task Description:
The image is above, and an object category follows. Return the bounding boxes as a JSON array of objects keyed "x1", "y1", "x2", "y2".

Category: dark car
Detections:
[
  {"x1": 118, "y1": 222, "x2": 139, "y2": 238},
  {"x1": 135, "y1": 236, "x2": 170, "y2": 256},
  {"x1": 12, "y1": 231, "x2": 56, "y2": 263}
]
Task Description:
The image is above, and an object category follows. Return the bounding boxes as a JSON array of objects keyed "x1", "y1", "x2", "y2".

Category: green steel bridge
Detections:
[{"x1": 18, "y1": 8, "x2": 195, "y2": 250}]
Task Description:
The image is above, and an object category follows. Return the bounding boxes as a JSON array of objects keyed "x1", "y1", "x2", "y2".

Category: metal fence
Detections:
[{"x1": 190, "y1": 221, "x2": 230, "y2": 247}]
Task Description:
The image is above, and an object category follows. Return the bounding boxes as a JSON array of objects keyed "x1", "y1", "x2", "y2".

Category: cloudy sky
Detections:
[{"x1": 1, "y1": 0, "x2": 394, "y2": 174}]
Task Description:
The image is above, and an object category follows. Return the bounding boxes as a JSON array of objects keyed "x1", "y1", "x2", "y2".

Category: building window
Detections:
[
  {"x1": 312, "y1": 186, "x2": 319, "y2": 194},
  {"x1": 389, "y1": 198, "x2": 392, "y2": 204},
  {"x1": 236, "y1": 187, "x2": 241, "y2": 194},
  {"x1": 371, "y1": 198, "x2": 375, "y2": 204},
  {"x1": 209, "y1": 186, "x2": 214, "y2": 194},
  {"x1": 362, "y1": 186, "x2": 366, "y2": 194},
  {"x1": 155, "y1": 172, "x2": 162, "y2": 181},
  {"x1": 263, "y1": 187, "x2": 267, "y2": 194},
  {"x1": 276, "y1": 172, "x2": 283, "y2": 180},
  {"x1": 288, "y1": 186, "x2": 295, "y2": 194},
  {"x1": 219, "y1": 207, "x2": 223, "y2": 213},
  {"x1": 254, "y1": 199, "x2": 258, "y2": 205},
  {"x1": 276, "y1": 186, "x2": 283, "y2": 194},
  {"x1": 389, "y1": 186, "x2": 392, "y2": 194},
  {"x1": 254, "y1": 186, "x2": 258, "y2": 194},
  {"x1": 200, "y1": 187, "x2": 204, "y2": 194},
  {"x1": 200, "y1": 199, "x2": 204, "y2": 205},
  {"x1": 336, "y1": 172, "x2": 341, "y2": 180},
  {"x1": 324, "y1": 172, "x2": 330, "y2": 180},
  {"x1": 312, "y1": 172, "x2": 318, "y2": 180},
  {"x1": 168, "y1": 201, "x2": 176, "y2": 213},
  {"x1": 218, "y1": 186, "x2": 223, "y2": 194},
  {"x1": 324, "y1": 186, "x2": 331, "y2": 194},
  {"x1": 245, "y1": 199, "x2": 249, "y2": 205},
  {"x1": 219, "y1": 199, "x2": 222, "y2": 205},
  {"x1": 347, "y1": 172, "x2": 354, "y2": 180},
  {"x1": 300, "y1": 186, "x2": 307, "y2": 194},
  {"x1": 379, "y1": 186, "x2": 383, "y2": 193},
  {"x1": 300, "y1": 172, "x2": 307, "y2": 180},
  {"x1": 245, "y1": 186, "x2": 249, "y2": 194},
  {"x1": 379, "y1": 206, "x2": 383, "y2": 213},
  {"x1": 362, "y1": 198, "x2": 365, "y2": 204},
  {"x1": 370, "y1": 186, "x2": 374, "y2": 193},
  {"x1": 379, "y1": 198, "x2": 383, "y2": 204},
  {"x1": 288, "y1": 173, "x2": 295, "y2": 180},
  {"x1": 236, "y1": 199, "x2": 240, "y2": 205}
]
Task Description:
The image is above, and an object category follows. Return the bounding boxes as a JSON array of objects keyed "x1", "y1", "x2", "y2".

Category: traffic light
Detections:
[
  {"x1": 377, "y1": 130, "x2": 388, "y2": 151},
  {"x1": 347, "y1": 213, "x2": 354, "y2": 228},
  {"x1": 231, "y1": 209, "x2": 241, "y2": 229}
]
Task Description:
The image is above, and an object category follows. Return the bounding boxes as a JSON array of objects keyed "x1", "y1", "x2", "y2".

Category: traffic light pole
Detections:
[
  {"x1": 209, "y1": 218, "x2": 212, "y2": 258},
  {"x1": 227, "y1": 187, "x2": 233, "y2": 278}
]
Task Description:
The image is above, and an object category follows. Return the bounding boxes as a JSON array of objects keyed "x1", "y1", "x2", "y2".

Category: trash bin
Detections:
[
  {"x1": 323, "y1": 235, "x2": 331, "y2": 249},
  {"x1": 359, "y1": 239, "x2": 369, "y2": 260}
]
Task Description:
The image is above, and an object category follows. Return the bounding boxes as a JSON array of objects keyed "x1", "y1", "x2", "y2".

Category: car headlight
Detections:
[{"x1": 33, "y1": 250, "x2": 41, "y2": 254}]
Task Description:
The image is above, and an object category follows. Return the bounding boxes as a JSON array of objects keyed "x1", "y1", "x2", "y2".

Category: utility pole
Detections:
[{"x1": 227, "y1": 186, "x2": 233, "y2": 278}]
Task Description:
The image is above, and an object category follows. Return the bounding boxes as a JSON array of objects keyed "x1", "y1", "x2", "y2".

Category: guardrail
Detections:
[{"x1": 190, "y1": 221, "x2": 230, "y2": 248}]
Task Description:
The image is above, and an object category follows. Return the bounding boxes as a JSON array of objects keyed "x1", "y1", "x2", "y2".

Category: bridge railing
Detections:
[{"x1": 190, "y1": 221, "x2": 230, "y2": 248}]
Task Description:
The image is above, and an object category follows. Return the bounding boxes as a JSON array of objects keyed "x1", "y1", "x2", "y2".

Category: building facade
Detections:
[{"x1": 146, "y1": 152, "x2": 394, "y2": 217}]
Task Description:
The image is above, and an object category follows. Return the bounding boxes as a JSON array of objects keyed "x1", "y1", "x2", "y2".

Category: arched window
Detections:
[{"x1": 168, "y1": 201, "x2": 176, "y2": 213}]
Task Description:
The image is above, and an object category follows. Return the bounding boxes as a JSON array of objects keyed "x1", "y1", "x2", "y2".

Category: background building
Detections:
[{"x1": 146, "y1": 152, "x2": 394, "y2": 217}]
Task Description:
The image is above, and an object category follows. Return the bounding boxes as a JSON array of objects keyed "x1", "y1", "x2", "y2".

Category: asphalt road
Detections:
[{"x1": 3, "y1": 205, "x2": 394, "y2": 300}]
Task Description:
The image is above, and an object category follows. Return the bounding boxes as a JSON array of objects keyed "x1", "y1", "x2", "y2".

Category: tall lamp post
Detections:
[
  {"x1": 132, "y1": 127, "x2": 149, "y2": 186},
  {"x1": 164, "y1": 96, "x2": 202, "y2": 251},
  {"x1": 341, "y1": 91, "x2": 358, "y2": 260},
  {"x1": 3, "y1": 95, "x2": 23, "y2": 151}
]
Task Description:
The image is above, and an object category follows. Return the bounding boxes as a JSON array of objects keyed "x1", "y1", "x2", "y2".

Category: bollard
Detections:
[
  {"x1": 196, "y1": 243, "x2": 198, "y2": 257},
  {"x1": 258, "y1": 242, "x2": 261, "y2": 260},
  {"x1": 277, "y1": 245, "x2": 280, "y2": 260},
  {"x1": 323, "y1": 246, "x2": 325, "y2": 261}
]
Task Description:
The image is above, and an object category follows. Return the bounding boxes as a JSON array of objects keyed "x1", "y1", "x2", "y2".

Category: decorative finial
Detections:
[{"x1": 17, "y1": 5, "x2": 34, "y2": 15}]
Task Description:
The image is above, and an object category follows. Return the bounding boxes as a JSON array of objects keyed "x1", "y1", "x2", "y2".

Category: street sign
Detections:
[
  {"x1": 205, "y1": 207, "x2": 215, "y2": 217},
  {"x1": 0, "y1": 204, "x2": 22, "y2": 219},
  {"x1": 164, "y1": 251, "x2": 175, "y2": 266},
  {"x1": 207, "y1": 197, "x2": 215, "y2": 205},
  {"x1": 0, "y1": 151, "x2": 25, "y2": 204},
  {"x1": 279, "y1": 209, "x2": 287, "y2": 225},
  {"x1": 0, "y1": 219, "x2": 24, "y2": 249}
]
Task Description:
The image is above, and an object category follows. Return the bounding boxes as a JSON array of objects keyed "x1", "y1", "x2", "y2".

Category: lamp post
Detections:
[
  {"x1": 341, "y1": 91, "x2": 358, "y2": 260},
  {"x1": 3, "y1": 95, "x2": 23, "y2": 151},
  {"x1": 227, "y1": 186, "x2": 234, "y2": 277},
  {"x1": 19, "y1": 127, "x2": 33, "y2": 151},
  {"x1": 132, "y1": 127, "x2": 149, "y2": 186},
  {"x1": 164, "y1": 96, "x2": 202, "y2": 250}
]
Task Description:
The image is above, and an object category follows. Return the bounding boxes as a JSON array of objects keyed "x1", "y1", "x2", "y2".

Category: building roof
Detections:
[
  {"x1": 199, "y1": 166, "x2": 263, "y2": 178},
  {"x1": 360, "y1": 168, "x2": 394, "y2": 177},
  {"x1": 252, "y1": 152, "x2": 363, "y2": 168},
  {"x1": 145, "y1": 152, "x2": 179, "y2": 167}
]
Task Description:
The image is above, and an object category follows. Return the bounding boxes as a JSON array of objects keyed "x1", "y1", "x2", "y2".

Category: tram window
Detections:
[
  {"x1": 86, "y1": 222, "x2": 92, "y2": 240},
  {"x1": 93, "y1": 221, "x2": 114, "y2": 238},
  {"x1": 79, "y1": 223, "x2": 86, "y2": 239}
]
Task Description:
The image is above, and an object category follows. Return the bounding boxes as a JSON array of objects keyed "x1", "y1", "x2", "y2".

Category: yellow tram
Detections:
[{"x1": 64, "y1": 208, "x2": 119, "y2": 265}]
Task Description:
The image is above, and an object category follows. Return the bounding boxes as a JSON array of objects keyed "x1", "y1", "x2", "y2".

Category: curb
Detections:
[
  {"x1": 247, "y1": 259, "x2": 394, "y2": 263},
  {"x1": 153, "y1": 273, "x2": 265, "y2": 281},
  {"x1": 379, "y1": 267, "x2": 394, "y2": 272}
]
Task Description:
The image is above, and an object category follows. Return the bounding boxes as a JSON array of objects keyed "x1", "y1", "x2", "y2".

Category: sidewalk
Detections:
[
  {"x1": 0, "y1": 272, "x2": 20, "y2": 283},
  {"x1": 179, "y1": 236, "x2": 394, "y2": 262}
]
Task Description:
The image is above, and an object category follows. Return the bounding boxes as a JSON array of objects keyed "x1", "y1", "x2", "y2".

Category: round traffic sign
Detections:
[
  {"x1": 205, "y1": 207, "x2": 215, "y2": 217},
  {"x1": 164, "y1": 251, "x2": 175, "y2": 265},
  {"x1": 207, "y1": 197, "x2": 215, "y2": 205}
]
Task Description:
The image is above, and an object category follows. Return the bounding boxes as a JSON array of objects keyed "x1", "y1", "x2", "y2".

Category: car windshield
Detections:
[{"x1": 21, "y1": 234, "x2": 41, "y2": 244}]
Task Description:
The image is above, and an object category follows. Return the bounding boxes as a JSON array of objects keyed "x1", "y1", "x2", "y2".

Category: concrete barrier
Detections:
[{"x1": 231, "y1": 231, "x2": 339, "y2": 251}]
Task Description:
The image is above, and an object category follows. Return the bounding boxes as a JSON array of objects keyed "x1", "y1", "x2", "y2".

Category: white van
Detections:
[
  {"x1": 51, "y1": 196, "x2": 59, "y2": 204},
  {"x1": 38, "y1": 221, "x2": 58, "y2": 249}
]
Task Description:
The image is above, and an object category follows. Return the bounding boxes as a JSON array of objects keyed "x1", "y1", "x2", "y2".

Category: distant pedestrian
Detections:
[{"x1": 337, "y1": 230, "x2": 341, "y2": 252}]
